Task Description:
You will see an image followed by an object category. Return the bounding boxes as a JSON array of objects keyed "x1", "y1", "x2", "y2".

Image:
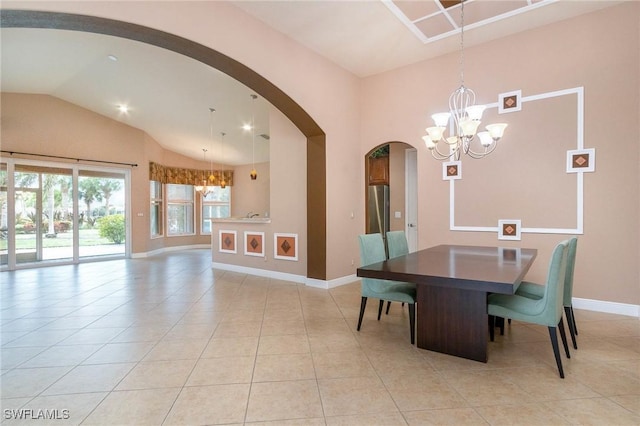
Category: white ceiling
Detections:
[{"x1": 1, "y1": 1, "x2": 621, "y2": 164}]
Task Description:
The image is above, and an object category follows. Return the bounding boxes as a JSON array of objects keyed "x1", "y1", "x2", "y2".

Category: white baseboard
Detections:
[
  {"x1": 212, "y1": 262, "x2": 307, "y2": 284},
  {"x1": 132, "y1": 244, "x2": 210, "y2": 258},
  {"x1": 572, "y1": 297, "x2": 639, "y2": 318}
]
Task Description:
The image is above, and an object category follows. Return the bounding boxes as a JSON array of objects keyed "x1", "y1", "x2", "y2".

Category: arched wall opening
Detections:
[{"x1": 1, "y1": 9, "x2": 327, "y2": 280}]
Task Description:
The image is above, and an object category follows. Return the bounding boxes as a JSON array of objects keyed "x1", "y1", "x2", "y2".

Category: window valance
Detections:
[{"x1": 149, "y1": 161, "x2": 233, "y2": 186}]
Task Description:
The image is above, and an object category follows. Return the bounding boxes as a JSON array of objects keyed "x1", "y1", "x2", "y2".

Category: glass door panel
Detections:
[
  {"x1": 14, "y1": 167, "x2": 40, "y2": 264},
  {"x1": 78, "y1": 170, "x2": 126, "y2": 258},
  {"x1": 1, "y1": 163, "x2": 8, "y2": 266},
  {"x1": 41, "y1": 169, "x2": 73, "y2": 261}
]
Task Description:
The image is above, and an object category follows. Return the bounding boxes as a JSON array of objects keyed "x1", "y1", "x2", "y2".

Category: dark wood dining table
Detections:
[{"x1": 356, "y1": 244, "x2": 537, "y2": 362}]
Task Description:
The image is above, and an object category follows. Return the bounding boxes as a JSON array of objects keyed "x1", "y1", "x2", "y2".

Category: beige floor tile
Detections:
[
  {"x1": 312, "y1": 350, "x2": 376, "y2": 379},
  {"x1": 108, "y1": 325, "x2": 171, "y2": 343},
  {"x1": 201, "y1": 336, "x2": 259, "y2": 358},
  {"x1": 3, "y1": 329, "x2": 78, "y2": 348},
  {"x1": 82, "y1": 341, "x2": 155, "y2": 364},
  {"x1": 263, "y1": 307, "x2": 304, "y2": 321},
  {"x1": 258, "y1": 334, "x2": 310, "y2": 355},
  {"x1": 403, "y1": 408, "x2": 488, "y2": 425},
  {"x1": 143, "y1": 338, "x2": 208, "y2": 361},
  {"x1": 1, "y1": 366, "x2": 72, "y2": 398},
  {"x1": 43, "y1": 363, "x2": 134, "y2": 395},
  {"x1": 574, "y1": 337, "x2": 640, "y2": 362},
  {"x1": 546, "y1": 397, "x2": 640, "y2": 425},
  {"x1": 610, "y1": 394, "x2": 640, "y2": 416},
  {"x1": 1, "y1": 346, "x2": 48, "y2": 369},
  {"x1": 247, "y1": 418, "x2": 325, "y2": 426},
  {"x1": 162, "y1": 323, "x2": 217, "y2": 340},
  {"x1": 570, "y1": 362, "x2": 640, "y2": 396},
  {"x1": 442, "y1": 370, "x2": 535, "y2": 407},
  {"x1": 246, "y1": 380, "x2": 323, "y2": 422},
  {"x1": 115, "y1": 359, "x2": 196, "y2": 390},
  {"x1": 475, "y1": 403, "x2": 571, "y2": 425},
  {"x1": 213, "y1": 320, "x2": 262, "y2": 338},
  {"x1": 261, "y1": 319, "x2": 308, "y2": 336},
  {"x1": 387, "y1": 375, "x2": 467, "y2": 411},
  {"x1": 15, "y1": 392, "x2": 108, "y2": 426},
  {"x1": 308, "y1": 332, "x2": 361, "y2": 353},
  {"x1": 326, "y1": 412, "x2": 408, "y2": 425},
  {"x1": 164, "y1": 384, "x2": 250, "y2": 425},
  {"x1": 186, "y1": 356, "x2": 254, "y2": 386},
  {"x1": 60, "y1": 328, "x2": 126, "y2": 345},
  {"x1": 82, "y1": 388, "x2": 179, "y2": 425},
  {"x1": 318, "y1": 376, "x2": 397, "y2": 417},
  {"x1": 20, "y1": 344, "x2": 102, "y2": 368},
  {"x1": 253, "y1": 353, "x2": 315, "y2": 382}
]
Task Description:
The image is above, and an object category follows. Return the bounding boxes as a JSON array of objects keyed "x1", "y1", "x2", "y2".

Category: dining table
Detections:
[{"x1": 356, "y1": 244, "x2": 537, "y2": 362}]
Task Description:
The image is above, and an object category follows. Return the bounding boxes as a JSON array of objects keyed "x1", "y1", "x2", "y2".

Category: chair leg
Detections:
[
  {"x1": 386, "y1": 301, "x2": 391, "y2": 315},
  {"x1": 547, "y1": 326, "x2": 565, "y2": 379},
  {"x1": 377, "y1": 300, "x2": 384, "y2": 320},
  {"x1": 570, "y1": 306, "x2": 578, "y2": 335},
  {"x1": 489, "y1": 315, "x2": 495, "y2": 342},
  {"x1": 357, "y1": 297, "x2": 367, "y2": 331},
  {"x1": 408, "y1": 303, "x2": 415, "y2": 345},
  {"x1": 558, "y1": 317, "x2": 571, "y2": 359},
  {"x1": 564, "y1": 306, "x2": 578, "y2": 349},
  {"x1": 497, "y1": 317, "x2": 505, "y2": 335}
]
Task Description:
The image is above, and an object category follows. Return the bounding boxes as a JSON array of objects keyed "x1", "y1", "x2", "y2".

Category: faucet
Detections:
[{"x1": 246, "y1": 212, "x2": 259, "y2": 218}]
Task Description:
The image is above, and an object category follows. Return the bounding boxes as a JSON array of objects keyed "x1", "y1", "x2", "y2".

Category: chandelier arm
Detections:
[
  {"x1": 465, "y1": 141, "x2": 499, "y2": 159},
  {"x1": 430, "y1": 142, "x2": 458, "y2": 161}
]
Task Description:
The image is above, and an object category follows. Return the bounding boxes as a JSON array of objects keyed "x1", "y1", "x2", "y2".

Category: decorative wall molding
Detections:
[{"x1": 450, "y1": 86, "x2": 590, "y2": 237}]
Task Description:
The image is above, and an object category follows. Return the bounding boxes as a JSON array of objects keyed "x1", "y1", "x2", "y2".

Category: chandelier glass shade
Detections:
[
  {"x1": 250, "y1": 94, "x2": 258, "y2": 180},
  {"x1": 423, "y1": 0, "x2": 507, "y2": 161}
]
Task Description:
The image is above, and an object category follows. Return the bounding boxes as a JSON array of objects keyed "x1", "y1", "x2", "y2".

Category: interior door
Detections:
[{"x1": 405, "y1": 148, "x2": 418, "y2": 252}]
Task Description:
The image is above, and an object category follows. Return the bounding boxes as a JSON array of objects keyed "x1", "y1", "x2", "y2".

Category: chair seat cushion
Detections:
[
  {"x1": 363, "y1": 280, "x2": 416, "y2": 304},
  {"x1": 488, "y1": 293, "x2": 558, "y2": 327},
  {"x1": 515, "y1": 281, "x2": 544, "y2": 300}
]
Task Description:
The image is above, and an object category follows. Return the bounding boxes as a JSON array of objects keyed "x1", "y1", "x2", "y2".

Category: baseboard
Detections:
[
  {"x1": 212, "y1": 262, "x2": 307, "y2": 284},
  {"x1": 573, "y1": 297, "x2": 639, "y2": 318},
  {"x1": 131, "y1": 244, "x2": 210, "y2": 258}
]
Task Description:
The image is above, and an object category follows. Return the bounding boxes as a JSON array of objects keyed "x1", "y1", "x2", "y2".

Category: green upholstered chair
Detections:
[
  {"x1": 358, "y1": 233, "x2": 416, "y2": 344},
  {"x1": 488, "y1": 240, "x2": 571, "y2": 378},
  {"x1": 515, "y1": 237, "x2": 579, "y2": 349},
  {"x1": 384, "y1": 231, "x2": 410, "y2": 314},
  {"x1": 386, "y1": 230, "x2": 409, "y2": 259}
]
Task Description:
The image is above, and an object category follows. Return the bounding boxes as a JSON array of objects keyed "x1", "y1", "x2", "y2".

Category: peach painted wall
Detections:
[
  {"x1": 360, "y1": 3, "x2": 639, "y2": 305},
  {"x1": 231, "y1": 162, "x2": 270, "y2": 218}
]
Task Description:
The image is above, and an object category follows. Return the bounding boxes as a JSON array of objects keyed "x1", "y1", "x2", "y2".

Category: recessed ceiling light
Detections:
[
  {"x1": 108, "y1": 54, "x2": 118, "y2": 61},
  {"x1": 118, "y1": 104, "x2": 129, "y2": 114},
  {"x1": 242, "y1": 124, "x2": 252, "y2": 131}
]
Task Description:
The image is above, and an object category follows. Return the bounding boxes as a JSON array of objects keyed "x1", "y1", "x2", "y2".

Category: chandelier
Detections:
[
  {"x1": 195, "y1": 108, "x2": 217, "y2": 197},
  {"x1": 422, "y1": 0, "x2": 507, "y2": 161}
]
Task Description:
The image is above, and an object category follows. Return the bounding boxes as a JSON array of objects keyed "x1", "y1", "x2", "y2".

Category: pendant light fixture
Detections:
[
  {"x1": 219, "y1": 132, "x2": 227, "y2": 189},
  {"x1": 422, "y1": 0, "x2": 507, "y2": 161},
  {"x1": 249, "y1": 94, "x2": 258, "y2": 180},
  {"x1": 207, "y1": 108, "x2": 216, "y2": 189},
  {"x1": 195, "y1": 148, "x2": 210, "y2": 197}
]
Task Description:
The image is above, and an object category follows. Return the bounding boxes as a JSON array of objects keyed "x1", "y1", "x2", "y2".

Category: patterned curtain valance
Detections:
[{"x1": 149, "y1": 161, "x2": 233, "y2": 186}]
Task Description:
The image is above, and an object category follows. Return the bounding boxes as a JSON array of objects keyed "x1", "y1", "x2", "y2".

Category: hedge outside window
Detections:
[{"x1": 167, "y1": 184, "x2": 194, "y2": 236}]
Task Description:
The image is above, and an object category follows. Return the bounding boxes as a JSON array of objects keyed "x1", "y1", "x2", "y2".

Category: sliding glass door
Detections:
[{"x1": 1, "y1": 159, "x2": 129, "y2": 270}]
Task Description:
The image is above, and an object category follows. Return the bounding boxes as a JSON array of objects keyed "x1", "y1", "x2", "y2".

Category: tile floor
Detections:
[{"x1": 1, "y1": 249, "x2": 639, "y2": 425}]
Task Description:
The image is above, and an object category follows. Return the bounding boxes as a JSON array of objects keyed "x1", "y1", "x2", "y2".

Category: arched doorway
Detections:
[{"x1": 364, "y1": 142, "x2": 417, "y2": 252}]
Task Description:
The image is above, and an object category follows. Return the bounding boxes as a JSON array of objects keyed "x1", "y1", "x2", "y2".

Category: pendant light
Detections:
[
  {"x1": 219, "y1": 132, "x2": 227, "y2": 189},
  {"x1": 250, "y1": 94, "x2": 258, "y2": 180}
]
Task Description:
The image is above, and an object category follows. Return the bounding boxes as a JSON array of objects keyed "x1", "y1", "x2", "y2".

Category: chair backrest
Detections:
[
  {"x1": 539, "y1": 240, "x2": 570, "y2": 325},
  {"x1": 358, "y1": 233, "x2": 391, "y2": 295},
  {"x1": 386, "y1": 231, "x2": 409, "y2": 259},
  {"x1": 563, "y1": 237, "x2": 578, "y2": 306}
]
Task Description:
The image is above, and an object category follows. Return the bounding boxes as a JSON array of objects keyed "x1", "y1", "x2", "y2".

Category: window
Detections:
[
  {"x1": 150, "y1": 181, "x2": 163, "y2": 238},
  {"x1": 201, "y1": 186, "x2": 230, "y2": 234},
  {"x1": 167, "y1": 184, "x2": 194, "y2": 236}
]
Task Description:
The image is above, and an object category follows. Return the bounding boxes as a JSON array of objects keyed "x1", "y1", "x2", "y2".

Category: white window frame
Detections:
[
  {"x1": 200, "y1": 186, "x2": 231, "y2": 235},
  {"x1": 166, "y1": 183, "x2": 195, "y2": 237},
  {"x1": 150, "y1": 180, "x2": 163, "y2": 239}
]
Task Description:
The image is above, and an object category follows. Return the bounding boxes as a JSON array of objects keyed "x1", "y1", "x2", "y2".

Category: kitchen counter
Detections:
[{"x1": 211, "y1": 217, "x2": 271, "y2": 224}]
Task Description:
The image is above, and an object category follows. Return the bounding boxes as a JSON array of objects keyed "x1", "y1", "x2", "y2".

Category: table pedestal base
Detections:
[{"x1": 416, "y1": 286, "x2": 488, "y2": 362}]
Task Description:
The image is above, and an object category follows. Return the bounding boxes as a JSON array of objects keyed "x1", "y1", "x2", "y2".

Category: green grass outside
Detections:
[{"x1": 0, "y1": 228, "x2": 119, "y2": 250}]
